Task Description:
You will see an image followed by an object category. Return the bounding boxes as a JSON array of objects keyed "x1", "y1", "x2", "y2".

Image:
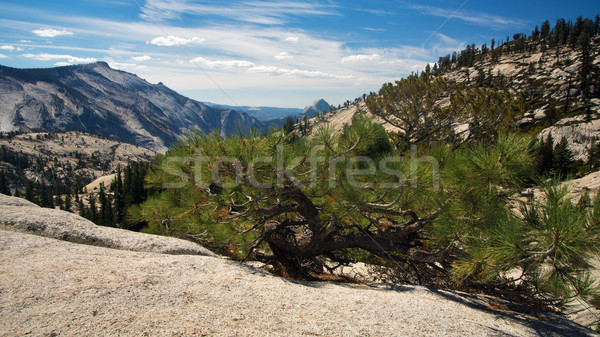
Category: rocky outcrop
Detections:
[
  {"x1": 0, "y1": 194, "x2": 214, "y2": 256},
  {"x1": 0, "y1": 193, "x2": 597, "y2": 336}
]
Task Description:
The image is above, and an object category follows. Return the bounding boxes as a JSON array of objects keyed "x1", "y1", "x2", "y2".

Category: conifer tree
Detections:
[
  {"x1": 553, "y1": 136, "x2": 574, "y2": 176},
  {"x1": 88, "y1": 192, "x2": 98, "y2": 224},
  {"x1": 282, "y1": 116, "x2": 294, "y2": 134},
  {"x1": 25, "y1": 180, "x2": 36, "y2": 204},
  {"x1": 64, "y1": 189, "x2": 72, "y2": 213},
  {"x1": 537, "y1": 133, "x2": 555, "y2": 175},
  {"x1": 0, "y1": 170, "x2": 10, "y2": 196},
  {"x1": 133, "y1": 117, "x2": 600, "y2": 311},
  {"x1": 98, "y1": 184, "x2": 113, "y2": 227}
]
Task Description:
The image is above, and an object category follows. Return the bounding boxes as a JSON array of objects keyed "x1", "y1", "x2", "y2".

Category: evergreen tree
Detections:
[
  {"x1": 88, "y1": 193, "x2": 98, "y2": 224},
  {"x1": 537, "y1": 133, "x2": 555, "y2": 175},
  {"x1": 112, "y1": 165, "x2": 126, "y2": 224},
  {"x1": 25, "y1": 180, "x2": 36, "y2": 204},
  {"x1": 134, "y1": 122, "x2": 600, "y2": 311},
  {"x1": 54, "y1": 194, "x2": 63, "y2": 210},
  {"x1": 78, "y1": 198, "x2": 86, "y2": 218},
  {"x1": 282, "y1": 116, "x2": 294, "y2": 134},
  {"x1": 0, "y1": 170, "x2": 10, "y2": 196},
  {"x1": 64, "y1": 189, "x2": 72, "y2": 213},
  {"x1": 98, "y1": 184, "x2": 113, "y2": 227},
  {"x1": 553, "y1": 136, "x2": 575, "y2": 176}
]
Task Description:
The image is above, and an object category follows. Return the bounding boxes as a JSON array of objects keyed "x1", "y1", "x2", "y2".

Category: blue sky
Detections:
[{"x1": 0, "y1": 1, "x2": 598, "y2": 108}]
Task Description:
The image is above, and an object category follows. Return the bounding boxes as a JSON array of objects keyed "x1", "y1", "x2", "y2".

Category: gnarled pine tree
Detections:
[{"x1": 133, "y1": 115, "x2": 600, "y2": 311}]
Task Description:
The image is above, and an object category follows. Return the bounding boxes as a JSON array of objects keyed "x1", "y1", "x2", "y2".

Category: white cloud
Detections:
[
  {"x1": 23, "y1": 53, "x2": 97, "y2": 63},
  {"x1": 109, "y1": 62, "x2": 147, "y2": 70},
  {"x1": 248, "y1": 65, "x2": 351, "y2": 79},
  {"x1": 19, "y1": 40, "x2": 32, "y2": 43},
  {"x1": 131, "y1": 55, "x2": 152, "y2": 62},
  {"x1": 32, "y1": 28, "x2": 74, "y2": 37},
  {"x1": 1, "y1": 45, "x2": 23, "y2": 51},
  {"x1": 361, "y1": 27, "x2": 386, "y2": 32},
  {"x1": 140, "y1": 0, "x2": 338, "y2": 25},
  {"x1": 274, "y1": 52, "x2": 292, "y2": 60},
  {"x1": 149, "y1": 35, "x2": 204, "y2": 46},
  {"x1": 401, "y1": 3, "x2": 528, "y2": 29},
  {"x1": 341, "y1": 54, "x2": 381, "y2": 63},
  {"x1": 190, "y1": 57, "x2": 255, "y2": 69},
  {"x1": 284, "y1": 36, "x2": 299, "y2": 43},
  {"x1": 0, "y1": 54, "x2": 8, "y2": 59}
]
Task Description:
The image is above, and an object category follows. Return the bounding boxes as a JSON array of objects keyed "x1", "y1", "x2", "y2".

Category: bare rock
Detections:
[
  {"x1": 0, "y1": 229, "x2": 597, "y2": 336},
  {"x1": 0, "y1": 194, "x2": 215, "y2": 256}
]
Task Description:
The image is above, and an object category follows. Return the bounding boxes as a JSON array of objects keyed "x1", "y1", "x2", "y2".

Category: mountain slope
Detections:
[
  {"x1": 310, "y1": 33, "x2": 600, "y2": 160},
  {"x1": 0, "y1": 131, "x2": 155, "y2": 194},
  {"x1": 0, "y1": 62, "x2": 265, "y2": 151}
]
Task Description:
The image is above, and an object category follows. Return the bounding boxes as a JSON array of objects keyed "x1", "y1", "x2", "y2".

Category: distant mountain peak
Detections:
[{"x1": 302, "y1": 98, "x2": 330, "y2": 117}]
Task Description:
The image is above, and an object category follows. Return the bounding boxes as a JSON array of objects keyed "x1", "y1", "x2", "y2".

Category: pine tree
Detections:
[
  {"x1": 88, "y1": 193, "x2": 98, "y2": 224},
  {"x1": 78, "y1": 198, "x2": 86, "y2": 218},
  {"x1": 98, "y1": 184, "x2": 113, "y2": 227},
  {"x1": 25, "y1": 180, "x2": 36, "y2": 204},
  {"x1": 54, "y1": 194, "x2": 63, "y2": 210},
  {"x1": 134, "y1": 121, "x2": 600, "y2": 311},
  {"x1": 112, "y1": 165, "x2": 126, "y2": 224},
  {"x1": 282, "y1": 116, "x2": 294, "y2": 134},
  {"x1": 0, "y1": 170, "x2": 10, "y2": 196},
  {"x1": 553, "y1": 136, "x2": 574, "y2": 176},
  {"x1": 64, "y1": 189, "x2": 72, "y2": 213},
  {"x1": 537, "y1": 133, "x2": 555, "y2": 175}
]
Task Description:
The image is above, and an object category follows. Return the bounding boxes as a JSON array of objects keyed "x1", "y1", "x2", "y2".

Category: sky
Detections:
[{"x1": 0, "y1": 1, "x2": 598, "y2": 108}]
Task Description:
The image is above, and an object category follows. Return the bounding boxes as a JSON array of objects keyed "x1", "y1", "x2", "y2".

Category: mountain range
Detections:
[{"x1": 0, "y1": 62, "x2": 269, "y2": 151}]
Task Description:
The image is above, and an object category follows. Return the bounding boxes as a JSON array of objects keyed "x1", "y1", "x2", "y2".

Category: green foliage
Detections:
[
  {"x1": 452, "y1": 180, "x2": 600, "y2": 309},
  {"x1": 135, "y1": 115, "x2": 600, "y2": 310},
  {"x1": 282, "y1": 116, "x2": 294, "y2": 134},
  {"x1": 534, "y1": 134, "x2": 576, "y2": 178},
  {"x1": 0, "y1": 170, "x2": 10, "y2": 196}
]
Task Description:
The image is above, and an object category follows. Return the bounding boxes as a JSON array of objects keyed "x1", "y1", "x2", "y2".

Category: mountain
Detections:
[
  {"x1": 301, "y1": 98, "x2": 330, "y2": 118},
  {"x1": 202, "y1": 102, "x2": 303, "y2": 121},
  {"x1": 0, "y1": 62, "x2": 265, "y2": 151}
]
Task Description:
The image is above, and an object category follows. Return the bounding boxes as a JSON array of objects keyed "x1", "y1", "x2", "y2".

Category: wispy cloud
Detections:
[
  {"x1": 1, "y1": 45, "x2": 23, "y2": 51},
  {"x1": 190, "y1": 57, "x2": 255, "y2": 69},
  {"x1": 361, "y1": 27, "x2": 386, "y2": 32},
  {"x1": 400, "y1": 3, "x2": 528, "y2": 29},
  {"x1": 341, "y1": 54, "x2": 381, "y2": 63},
  {"x1": 131, "y1": 55, "x2": 152, "y2": 62},
  {"x1": 108, "y1": 61, "x2": 147, "y2": 70},
  {"x1": 139, "y1": 0, "x2": 338, "y2": 25},
  {"x1": 0, "y1": 54, "x2": 8, "y2": 59},
  {"x1": 149, "y1": 35, "x2": 204, "y2": 46},
  {"x1": 248, "y1": 65, "x2": 351, "y2": 79},
  {"x1": 274, "y1": 52, "x2": 292, "y2": 60},
  {"x1": 32, "y1": 28, "x2": 74, "y2": 37},
  {"x1": 23, "y1": 53, "x2": 97, "y2": 64}
]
